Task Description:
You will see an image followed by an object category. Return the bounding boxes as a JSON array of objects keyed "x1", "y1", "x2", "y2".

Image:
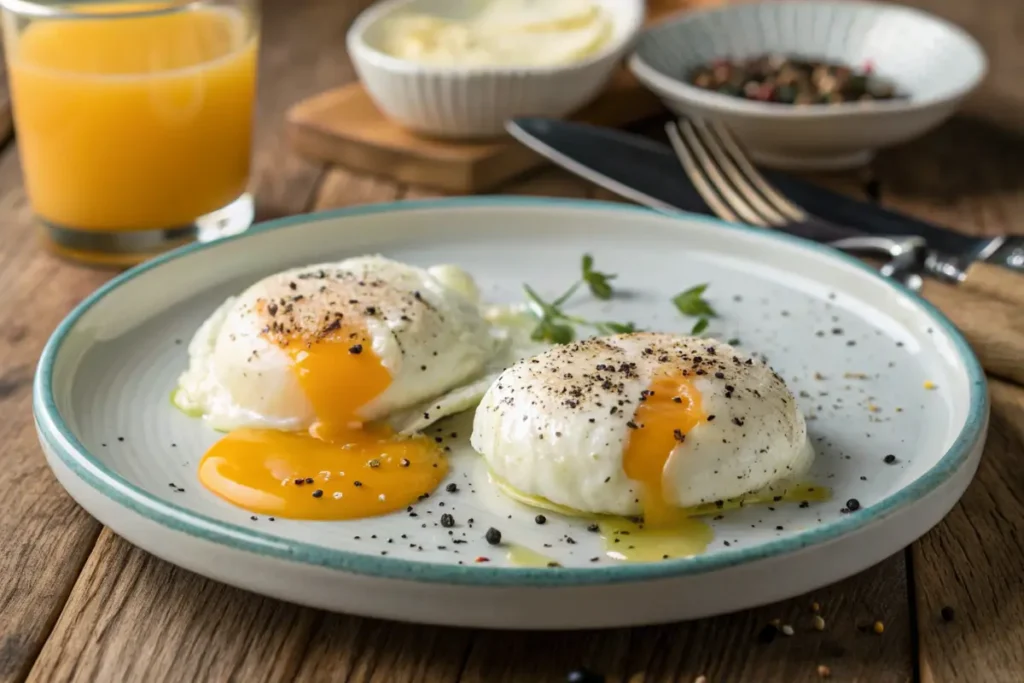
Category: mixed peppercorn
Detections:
[{"x1": 688, "y1": 54, "x2": 904, "y2": 105}]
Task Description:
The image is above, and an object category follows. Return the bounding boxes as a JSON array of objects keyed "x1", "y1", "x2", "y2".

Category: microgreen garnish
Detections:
[
  {"x1": 673, "y1": 283, "x2": 716, "y2": 336},
  {"x1": 581, "y1": 254, "x2": 616, "y2": 300},
  {"x1": 672, "y1": 284, "x2": 716, "y2": 317},
  {"x1": 523, "y1": 256, "x2": 635, "y2": 344}
]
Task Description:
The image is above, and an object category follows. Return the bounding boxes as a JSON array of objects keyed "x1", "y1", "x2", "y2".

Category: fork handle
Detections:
[
  {"x1": 961, "y1": 261, "x2": 1024, "y2": 309},
  {"x1": 921, "y1": 279, "x2": 1024, "y2": 386}
]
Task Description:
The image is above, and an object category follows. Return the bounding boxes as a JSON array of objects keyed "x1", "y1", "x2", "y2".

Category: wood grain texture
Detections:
[
  {"x1": 961, "y1": 260, "x2": 1024, "y2": 309},
  {"x1": 895, "y1": 0, "x2": 1024, "y2": 133},
  {"x1": 875, "y1": 118, "x2": 1024, "y2": 683},
  {"x1": 7, "y1": 0, "x2": 1024, "y2": 681},
  {"x1": 28, "y1": 530, "x2": 322, "y2": 683},
  {"x1": 286, "y1": 70, "x2": 665, "y2": 194},
  {"x1": 0, "y1": 147, "x2": 109, "y2": 683},
  {"x1": 914, "y1": 380, "x2": 1024, "y2": 683},
  {"x1": 456, "y1": 556, "x2": 911, "y2": 683},
  {"x1": 249, "y1": 0, "x2": 378, "y2": 219},
  {"x1": 915, "y1": 278, "x2": 1024, "y2": 386},
  {"x1": 1, "y1": 1, "x2": 376, "y2": 681}
]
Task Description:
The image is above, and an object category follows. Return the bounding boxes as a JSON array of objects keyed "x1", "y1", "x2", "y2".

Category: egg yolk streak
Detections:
[
  {"x1": 622, "y1": 374, "x2": 705, "y2": 528},
  {"x1": 199, "y1": 328, "x2": 447, "y2": 520}
]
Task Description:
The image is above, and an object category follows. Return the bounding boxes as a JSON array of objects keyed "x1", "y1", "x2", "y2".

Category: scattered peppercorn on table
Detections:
[{"x1": 2, "y1": 1, "x2": 1023, "y2": 681}]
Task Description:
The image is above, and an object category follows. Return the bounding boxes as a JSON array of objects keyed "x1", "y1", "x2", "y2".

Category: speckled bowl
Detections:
[{"x1": 628, "y1": 0, "x2": 987, "y2": 170}]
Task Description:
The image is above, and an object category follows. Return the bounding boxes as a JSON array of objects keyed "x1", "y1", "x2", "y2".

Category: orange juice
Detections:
[{"x1": 7, "y1": 3, "x2": 258, "y2": 231}]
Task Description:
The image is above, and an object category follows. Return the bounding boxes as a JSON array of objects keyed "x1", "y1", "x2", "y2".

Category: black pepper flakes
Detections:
[
  {"x1": 440, "y1": 513, "x2": 455, "y2": 528},
  {"x1": 446, "y1": 482, "x2": 458, "y2": 493},
  {"x1": 349, "y1": 344, "x2": 363, "y2": 354},
  {"x1": 884, "y1": 454, "x2": 897, "y2": 464},
  {"x1": 312, "y1": 489, "x2": 324, "y2": 498},
  {"x1": 535, "y1": 515, "x2": 547, "y2": 525},
  {"x1": 485, "y1": 527, "x2": 502, "y2": 545},
  {"x1": 846, "y1": 498, "x2": 861, "y2": 511}
]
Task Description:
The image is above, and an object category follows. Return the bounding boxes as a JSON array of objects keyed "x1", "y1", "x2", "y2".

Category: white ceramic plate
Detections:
[{"x1": 35, "y1": 198, "x2": 987, "y2": 629}]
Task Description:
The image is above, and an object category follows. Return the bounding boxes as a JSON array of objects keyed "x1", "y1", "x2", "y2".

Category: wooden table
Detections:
[{"x1": 2, "y1": 1, "x2": 1023, "y2": 681}]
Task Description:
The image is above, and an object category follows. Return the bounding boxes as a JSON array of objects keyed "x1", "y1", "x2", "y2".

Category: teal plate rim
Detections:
[{"x1": 34, "y1": 196, "x2": 989, "y2": 587}]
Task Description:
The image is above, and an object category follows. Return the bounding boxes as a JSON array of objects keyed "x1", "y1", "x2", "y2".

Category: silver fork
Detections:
[{"x1": 664, "y1": 117, "x2": 928, "y2": 291}]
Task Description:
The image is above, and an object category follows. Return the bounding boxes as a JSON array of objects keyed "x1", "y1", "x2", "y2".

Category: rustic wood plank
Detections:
[
  {"x1": 874, "y1": 119, "x2": 1024, "y2": 682},
  {"x1": 0, "y1": 145, "x2": 110, "y2": 683},
  {"x1": 312, "y1": 168, "x2": 402, "y2": 211},
  {"x1": 4, "y1": 1, "x2": 375, "y2": 680},
  {"x1": 455, "y1": 557, "x2": 910, "y2": 683},
  {"x1": 249, "y1": 0, "x2": 378, "y2": 219},
  {"x1": 292, "y1": 616, "x2": 472, "y2": 683},
  {"x1": 874, "y1": 119, "x2": 1024, "y2": 240},
  {"x1": 25, "y1": 164, "x2": 409, "y2": 683},
  {"x1": 27, "y1": 531, "x2": 321, "y2": 683},
  {"x1": 895, "y1": 0, "x2": 1024, "y2": 133},
  {"x1": 913, "y1": 380, "x2": 1024, "y2": 683}
]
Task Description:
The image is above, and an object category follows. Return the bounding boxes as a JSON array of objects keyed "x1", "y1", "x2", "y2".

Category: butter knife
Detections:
[{"x1": 507, "y1": 118, "x2": 1024, "y2": 305}]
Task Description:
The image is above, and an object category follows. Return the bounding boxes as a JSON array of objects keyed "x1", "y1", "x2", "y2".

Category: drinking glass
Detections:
[{"x1": 1, "y1": 0, "x2": 260, "y2": 266}]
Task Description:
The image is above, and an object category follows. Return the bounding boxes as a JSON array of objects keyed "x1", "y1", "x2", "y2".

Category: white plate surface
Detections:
[{"x1": 35, "y1": 198, "x2": 987, "y2": 629}]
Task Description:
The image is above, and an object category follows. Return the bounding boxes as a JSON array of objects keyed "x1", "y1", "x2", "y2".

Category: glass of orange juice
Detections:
[{"x1": 1, "y1": 0, "x2": 259, "y2": 266}]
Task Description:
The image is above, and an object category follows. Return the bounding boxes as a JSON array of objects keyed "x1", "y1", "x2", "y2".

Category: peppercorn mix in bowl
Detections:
[{"x1": 628, "y1": 0, "x2": 986, "y2": 170}]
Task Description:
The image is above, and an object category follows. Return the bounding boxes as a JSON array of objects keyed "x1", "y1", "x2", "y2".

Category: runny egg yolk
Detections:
[
  {"x1": 199, "y1": 328, "x2": 447, "y2": 520},
  {"x1": 622, "y1": 374, "x2": 705, "y2": 528}
]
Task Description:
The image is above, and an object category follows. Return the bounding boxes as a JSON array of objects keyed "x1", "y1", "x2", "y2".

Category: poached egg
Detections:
[
  {"x1": 471, "y1": 333, "x2": 814, "y2": 526},
  {"x1": 175, "y1": 256, "x2": 498, "y2": 520}
]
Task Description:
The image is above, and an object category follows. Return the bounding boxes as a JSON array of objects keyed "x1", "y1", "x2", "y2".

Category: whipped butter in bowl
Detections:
[
  {"x1": 379, "y1": 0, "x2": 614, "y2": 68},
  {"x1": 348, "y1": 0, "x2": 645, "y2": 138}
]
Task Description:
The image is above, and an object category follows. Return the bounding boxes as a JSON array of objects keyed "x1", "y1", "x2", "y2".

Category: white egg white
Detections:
[
  {"x1": 471, "y1": 333, "x2": 814, "y2": 516},
  {"x1": 174, "y1": 256, "x2": 502, "y2": 432}
]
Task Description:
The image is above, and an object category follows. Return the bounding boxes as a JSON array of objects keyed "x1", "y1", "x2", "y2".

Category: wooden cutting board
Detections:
[{"x1": 285, "y1": 0, "x2": 720, "y2": 194}]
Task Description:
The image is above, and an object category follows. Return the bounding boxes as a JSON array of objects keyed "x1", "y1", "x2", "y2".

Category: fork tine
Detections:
[
  {"x1": 706, "y1": 119, "x2": 807, "y2": 222},
  {"x1": 691, "y1": 120, "x2": 789, "y2": 227},
  {"x1": 663, "y1": 120, "x2": 741, "y2": 224},
  {"x1": 676, "y1": 120, "x2": 770, "y2": 228}
]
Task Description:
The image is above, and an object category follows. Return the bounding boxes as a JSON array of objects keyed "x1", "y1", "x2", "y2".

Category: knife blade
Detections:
[{"x1": 507, "y1": 118, "x2": 1024, "y2": 276}]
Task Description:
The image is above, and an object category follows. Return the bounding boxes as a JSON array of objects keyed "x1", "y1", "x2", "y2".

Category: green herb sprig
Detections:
[
  {"x1": 672, "y1": 283, "x2": 717, "y2": 335},
  {"x1": 525, "y1": 255, "x2": 636, "y2": 344}
]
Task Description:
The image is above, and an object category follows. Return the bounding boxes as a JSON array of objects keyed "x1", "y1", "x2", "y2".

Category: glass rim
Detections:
[{"x1": 0, "y1": 0, "x2": 206, "y2": 19}]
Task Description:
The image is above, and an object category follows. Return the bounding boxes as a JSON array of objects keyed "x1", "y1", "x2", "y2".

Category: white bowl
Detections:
[
  {"x1": 347, "y1": 0, "x2": 645, "y2": 139},
  {"x1": 628, "y1": 0, "x2": 987, "y2": 170}
]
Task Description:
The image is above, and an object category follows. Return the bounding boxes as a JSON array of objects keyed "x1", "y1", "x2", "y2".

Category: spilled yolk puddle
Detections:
[
  {"x1": 623, "y1": 374, "x2": 705, "y2": 528},
  {"x1": 199, "y1": 328, "x2": 447, "y2": 520}
]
